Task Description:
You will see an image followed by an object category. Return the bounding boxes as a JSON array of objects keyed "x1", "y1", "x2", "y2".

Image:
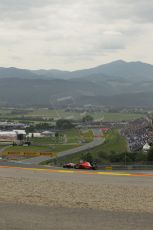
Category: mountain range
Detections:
[{"x1": 0, "y1": 60, "x2": 153, "y2": 108}]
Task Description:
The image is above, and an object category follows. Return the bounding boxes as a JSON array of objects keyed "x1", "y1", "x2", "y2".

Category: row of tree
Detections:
[
  {"x1": 26, "y1": 115, "x2": 94, "y2": 133},
  {"x1": 81, "y1": 148, "x2": 153, "y2": 164}
]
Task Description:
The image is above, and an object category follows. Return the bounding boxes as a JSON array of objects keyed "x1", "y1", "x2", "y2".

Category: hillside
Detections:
[
  {"x1": 1, "y1": 60, "x2": 153, "y2": 81},
  {"x1": 0, "y1": 78, "x2": 106, "y2": 106},
  {"x1": 0, "y1": 60, "x2": 153, "y2": 107}
]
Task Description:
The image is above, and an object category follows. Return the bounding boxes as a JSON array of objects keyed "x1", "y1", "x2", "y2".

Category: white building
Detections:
[
  {"x1": 143, "y1": 143, "x2": 151, "y2": 152},
  {"x1": 27, "y1": 133, "x2": 43, "y2": 138},
  {"x1": 0, "y1": 130, "x2": 26, "y2": 142}
]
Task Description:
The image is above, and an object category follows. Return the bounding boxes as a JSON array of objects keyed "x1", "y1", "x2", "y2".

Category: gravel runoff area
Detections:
[{"x1": 0, "y1": 168, "x2": 153, "y2": 214}]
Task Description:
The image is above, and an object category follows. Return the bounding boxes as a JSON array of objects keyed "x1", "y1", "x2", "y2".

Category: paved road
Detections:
[
  {"x1": 20, "y1": 155, "x2": 52, "y2": 164},
  {"x1": 0, "y1": 203, "x2": 153, "y2": 230},
  {"x1": 20, "y1": 137, "x2": 104, "y2": 164},
  {"x1": 0, "y1": 163, "x2": 153, "y2": 183},
  {"x1": 57, "y1": 137, "x2": 104, "y2": 157},
  {"x1": 0, "y1": 161, "x2": 153, "y2": 177}
]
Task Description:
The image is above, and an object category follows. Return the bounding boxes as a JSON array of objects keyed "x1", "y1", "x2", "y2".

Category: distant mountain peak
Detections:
[{"x1": 110, "y1": 60, "x2": 127, "y2": 64}]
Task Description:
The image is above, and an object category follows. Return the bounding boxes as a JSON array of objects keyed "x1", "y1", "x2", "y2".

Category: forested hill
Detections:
[{"x1": 0, "y1": 60, "x2": 153, "y2": 107}]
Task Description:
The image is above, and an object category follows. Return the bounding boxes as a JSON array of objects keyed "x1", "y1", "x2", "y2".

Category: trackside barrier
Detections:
[
  {"x1": 105, "y1": 166, "x2": 113, "y2": 170},
  {"x1": 3, "y1": 151, "x2": 56, "y2": 157},
  {"x1": 99, "y1": 163, "x2": 153, "y2": 170}
]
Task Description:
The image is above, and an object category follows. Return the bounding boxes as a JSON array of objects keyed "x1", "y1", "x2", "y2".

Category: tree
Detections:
[
  {"x1": 147, "y1": 147, "x2": 153, "y2": 161},
  {"x1": 25, "y1": 125, "x2": 35, "y2": 133},
  {"x1": 35, "y1": 122, "x2": 52, "y2": 130},
  {"x1": 82, "y1": 152, "x2": 93, "y2": 163},
  {"x1": 56, "y1": 119, "x2": 74, "y2": 129},
  {"x1": 82, "y1": 115, "x2": 94, "y2": 123},
  {"x1": 55, "y1": 132, "x2": 59, "y2": 143},
  {"x1": 135, "y1": 151, "x2": 147, "y2": 162}
]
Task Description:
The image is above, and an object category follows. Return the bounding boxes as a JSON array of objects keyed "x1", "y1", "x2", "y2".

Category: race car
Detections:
[
  {"x1": 74, "y1": 161, "x2": 97, "y2": 170},
  {"x1": 63, "y1": 162, "x2": 76, "y2": 168}
]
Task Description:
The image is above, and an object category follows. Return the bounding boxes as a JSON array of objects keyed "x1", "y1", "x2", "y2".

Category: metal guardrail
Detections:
[{"x1": 98, "y1": 162, "x2": 153, "y2": 170}]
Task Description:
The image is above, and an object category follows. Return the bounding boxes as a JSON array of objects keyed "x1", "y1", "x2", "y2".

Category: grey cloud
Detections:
[
  {"x1": 0, "y1": 0, "x2": 73, "y2": 21},
  {"x1": 0, "y1": 0, "x2": 153, "y2": 23},
  {"x1": 84, "y1": 0, "x2": 153, "y2": 24},
  {"x1": 117, "y1": 0, "x2": 153, "y2": 23},
  {"x1": 0, "y1": 0, "x2": 152, "y2": 69},
  {"x1": 11, "y1": 55, "x2": 23, "y2": 61},
  {"x1": 0, "y1": 0, "x2": 70, "y2": 10}
]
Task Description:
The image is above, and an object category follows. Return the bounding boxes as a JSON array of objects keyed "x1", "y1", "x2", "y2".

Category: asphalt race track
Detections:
[
  {"x1": 0, "y1": 164, "x2": 153, "y2": 230},
  {"x1": 20, "y1": 135, "x2": 104, "y2": 165},
  {"x1": 0, "y1": 161, "x2": 153, "y2": 178}
]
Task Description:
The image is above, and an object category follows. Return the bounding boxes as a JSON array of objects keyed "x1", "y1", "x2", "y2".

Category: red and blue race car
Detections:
[
  {"x1": 63, "y1": 162, "x2": 76, "y2": 168},
  {"x1": 74, "y1": 161, "x2": 97, "y2": 170},
  {"x1": 63, "y1": 161, "x2": 97, "y2": 170}
]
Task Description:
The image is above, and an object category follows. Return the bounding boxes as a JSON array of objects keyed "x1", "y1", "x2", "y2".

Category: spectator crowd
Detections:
[{"x1": 121, "y1": 117, "x2": 153, "y2": 152}]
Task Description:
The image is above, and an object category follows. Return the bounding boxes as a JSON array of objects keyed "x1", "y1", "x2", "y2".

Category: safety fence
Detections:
[{"x1": 99, "y1": 162, "x2": 153, "y2": 170}]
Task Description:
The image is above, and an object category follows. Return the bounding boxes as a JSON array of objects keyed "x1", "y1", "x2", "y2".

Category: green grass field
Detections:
[
  {"x1": 32, "y1": 137, "x2": 58, "y2": 145},
  {"x1": 31, "y1": 129, "x2": 81, "y2": 145},
  {"x1": 52, "y1": 144, "x2": 80, "y2": 153},
  {"x1": 98, "y1": 112, "x2": 143, "y2": 121},
  {"x1": 64, "y1": 129, "x2": 80, "y2": 143},
  {"x1": 4, "y1": 145, "x2": 52, "y2": 153},
  {"x1": 80, "y1": 129, "x2": 94, "y2": 143},
  {"x1": 2, "y1": 144, "x2": 80, "y2": 156},
  {"x1": 26, "y1": 109, "x2": 144, "y2": 121},
  {"x1": 99, "y1": 129, "x2": 128, "y2": 154},
  {"x1": 1, "y1": 128, "x2": 89, "y2": 158},
  {"x1": 55, "y1": 129, "x2": 128, "y2": 164},
  {"x1": 0, "y1": 107, "x2": 144, "y2": 122}
]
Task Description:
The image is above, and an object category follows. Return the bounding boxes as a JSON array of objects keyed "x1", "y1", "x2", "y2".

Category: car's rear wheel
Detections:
[
  {"x1": 74, "y1": 165, "x2": 79, "y2": 169},
  {"x1": 92, "y1": 166, "x2": 97, "y2": 170}
]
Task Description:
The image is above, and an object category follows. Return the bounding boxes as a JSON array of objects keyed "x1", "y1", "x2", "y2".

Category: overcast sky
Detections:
[{"x1": 0, "y1": 0, "x2": 153, "y2": 70}]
